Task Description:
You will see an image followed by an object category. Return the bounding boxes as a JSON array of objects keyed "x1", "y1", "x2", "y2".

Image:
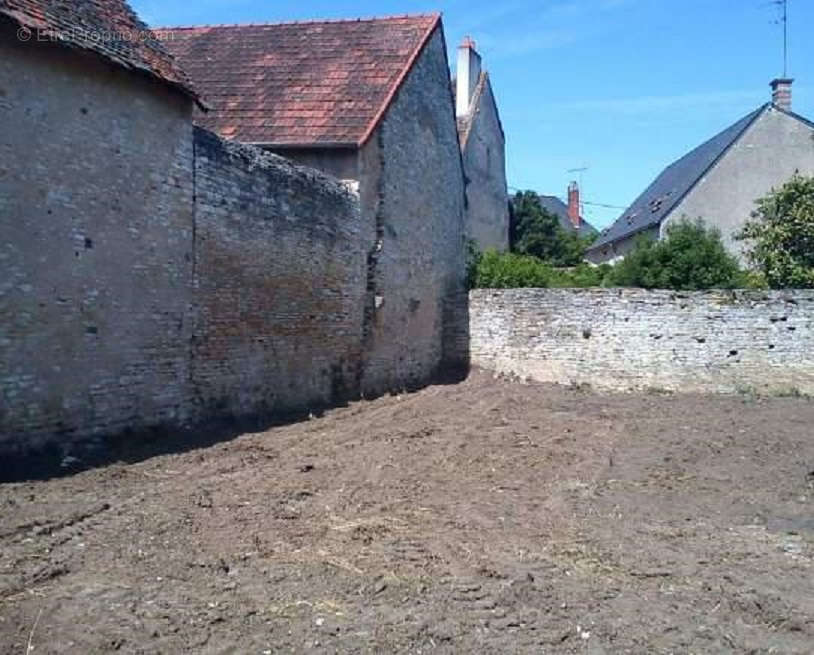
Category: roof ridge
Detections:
[{"x1": 157, "y1": 12, "x2": 441, "y2": 31}]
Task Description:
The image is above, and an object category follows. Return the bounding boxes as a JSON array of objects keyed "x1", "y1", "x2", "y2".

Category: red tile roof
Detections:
[
  {"x1": 0, "y1": 0, "x2": 201, "y2": 105},
  {"x1": 162, "y1": 14, "x2": 441, "y2": 147}
]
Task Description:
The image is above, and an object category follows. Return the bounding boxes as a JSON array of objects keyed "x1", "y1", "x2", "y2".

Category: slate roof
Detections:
[
  {"x1": 538, "y1": 195, "x2": 598, "y2": 238},
  {"x1": 0, "y1": 0, "x2": 200, "y2": 105},
  {"x1": 162, "y1": 14, "x2": 441, "y2": 147},
  {"x1": 588, "y1": 104, "x2": 768, "y2": 252}
]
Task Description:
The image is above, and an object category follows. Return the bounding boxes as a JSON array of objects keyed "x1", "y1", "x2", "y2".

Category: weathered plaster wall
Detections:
[
  {"x1": 358, "y1": 27, "x2": 468, "y2": 393},
  {"x1": 192, "y1": 129, "x2": 366, "y2": 420},
  {"x1": 663, "y1": 107, "x2": 814, "y2": 261},
  {"x1": 470, "y1": 288, "x2": 814, "y2": 394},
  {"x1": 461, "y1": 78, "x2": 509, "y2": 252},
  {"x1": 0, "y1": 37, "x2": 196, "y2": 455}
]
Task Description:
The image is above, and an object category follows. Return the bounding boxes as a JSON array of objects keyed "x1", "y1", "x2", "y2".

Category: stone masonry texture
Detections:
[
  {"x1": 1, "y1": 28, "x2": 468, "y2": 461},
  {"x1": 470, "y1": 288, "x2": 814, "y2": 394},
  {"x1": 191, "y1": 128, "x2": 366, "y2": 421},
  {"x1": 356, "y1": 28, "x2": 468, "y2": 393},
  {"x1": 1, "y1": 36, "x2": 196, "y2": 456},
  {"x1": 460, "y1": 78, "x2": 509, "y2": 252}
]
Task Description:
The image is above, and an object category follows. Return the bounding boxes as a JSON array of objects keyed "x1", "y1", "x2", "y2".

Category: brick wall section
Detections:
[
  {"x1": 357, "y1": 27, "x2": 468, "y2": 393},
  {"x1": 0, "y1": 36, "x2": 196, "y2": 455},
  {"x1": 191, "y1": 128, "x2": 366, "y2": 419},
  {"x1": 470, "y1": 288, "x2": 814, "y2": 394}
]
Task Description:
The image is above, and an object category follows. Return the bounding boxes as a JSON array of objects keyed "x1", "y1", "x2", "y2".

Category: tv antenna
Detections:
[
  {"x1": 768, "y1": 0, "x2": 789, "y2": 77},
  {"x1": 567, "y1": 165, "x2": 589, "y2": 190}
]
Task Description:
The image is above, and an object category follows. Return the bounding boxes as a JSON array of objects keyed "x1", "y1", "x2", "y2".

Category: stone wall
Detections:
[
  {"x1": 192, "y1": 129, "x2": 366, "y2": 420},
  {"x1": 357, "y1": 26, "x2": 468, "y2": 393},
  {"x1": 1, "y1": 29, "x2": 468, "y2": 462},
  {"x1": 470, "y1": 288, "x2": 814, "y2": 394},
  {"x1": 0, "y1": 37, "x2": 366, "y2": 459},
  {"x1": 1, "y1": 36, "x2": 196, "y2": 455}
]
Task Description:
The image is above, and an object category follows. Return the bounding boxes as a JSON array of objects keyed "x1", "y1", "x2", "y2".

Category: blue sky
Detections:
[{"x1": 133, "y1": 0, "x2": 813, "y2": 229}]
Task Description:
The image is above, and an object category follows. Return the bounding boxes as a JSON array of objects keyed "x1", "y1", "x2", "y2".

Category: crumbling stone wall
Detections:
[
  {"x1": 470, "y1": 288, "x2": 814, "y2": 394},
  {"x1": 358, "y1": 27, "x2": 468, "y2": 394},
  {"x1": 1, "y1": 38, "x2": 366, "y2": 458}
]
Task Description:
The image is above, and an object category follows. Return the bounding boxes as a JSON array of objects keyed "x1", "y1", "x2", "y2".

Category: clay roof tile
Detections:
[{"x1": 162, "y1": 14, "x2": 441, "y2": 147}]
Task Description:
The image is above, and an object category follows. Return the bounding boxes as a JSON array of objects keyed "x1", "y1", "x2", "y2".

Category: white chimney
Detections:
[{"x1": 456, "y1": 36, "x2": 482, "y2": 118}]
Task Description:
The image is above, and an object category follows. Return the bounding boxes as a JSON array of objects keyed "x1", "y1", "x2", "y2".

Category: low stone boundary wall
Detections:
[{"x1": 470, "y1": 288, "x2": 814, "y2": 394}]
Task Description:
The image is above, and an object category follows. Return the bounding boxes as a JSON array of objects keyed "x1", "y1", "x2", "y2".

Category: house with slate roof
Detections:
[
  {"x1": 453, "y1": 37, "x2": 510, "y2": 251},
  {"x1": 586, "y1": 79, "x2": 814, "y2": 264}
]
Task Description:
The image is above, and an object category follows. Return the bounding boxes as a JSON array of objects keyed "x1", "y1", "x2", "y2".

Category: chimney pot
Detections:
[
  {"x1": 567, "y1": 181, "x2": 581, "y2": 229},
  {"x1": 770, "y1": 78, "x2": 793, "y2": 111}
]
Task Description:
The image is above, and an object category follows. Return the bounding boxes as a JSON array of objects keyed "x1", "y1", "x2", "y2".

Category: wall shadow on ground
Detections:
[{"x1": 0, "y1": 361, "x2": 471, "y2": 484}]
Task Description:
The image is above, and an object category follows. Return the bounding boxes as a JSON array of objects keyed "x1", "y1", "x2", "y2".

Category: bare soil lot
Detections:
[{"x1": 2, "y1": 371, "x2": 814, "y2": 654}]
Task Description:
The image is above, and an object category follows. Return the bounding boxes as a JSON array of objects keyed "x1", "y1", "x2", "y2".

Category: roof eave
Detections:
[
  {"x1": 249, "y1": 141, "x2": 359, "y2": 150},
  {"x1": 0, "y1": 11, "x2": 206, "y2": 110}
]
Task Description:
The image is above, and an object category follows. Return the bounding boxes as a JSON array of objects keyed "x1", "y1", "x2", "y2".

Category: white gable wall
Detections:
[{"x1": 661, "y1": 107, "x2": 814, "y2": 262}]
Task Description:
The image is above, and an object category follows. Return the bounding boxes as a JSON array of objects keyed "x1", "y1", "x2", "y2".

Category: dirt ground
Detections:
[{"x1": 1, "y1": 370, "x2": 813, "y2": 654}]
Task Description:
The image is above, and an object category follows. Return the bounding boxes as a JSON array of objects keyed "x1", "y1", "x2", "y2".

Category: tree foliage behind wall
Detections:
[
  {"x1": 510, "y1": 191, "x2": 594, "y2": 267},
  {"x1": 737, "y1": 174, "x2": 814, "y2": 288},
  {"x1": 609, "y1": 219, "x2": 746, "y2": 290}
]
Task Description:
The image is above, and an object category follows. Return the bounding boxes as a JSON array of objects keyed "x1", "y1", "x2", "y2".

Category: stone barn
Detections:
[
  {"x1": 164, "y1": 14, "x2": 468, "y2": 393},
  {"x1": 1, "y1": 3, "x2": 469, "y2": 462}
]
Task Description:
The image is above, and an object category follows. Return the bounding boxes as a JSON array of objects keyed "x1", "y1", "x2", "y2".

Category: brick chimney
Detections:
[
  {"x1": 567, "y1": 181, "x2": 581, "y2": 229},
  {"x1": 771, "y1": 78, "x2": 794, "y2": 111},
  {"x1": 456, "y1": 36, "x2": 482, "y2": 118}
]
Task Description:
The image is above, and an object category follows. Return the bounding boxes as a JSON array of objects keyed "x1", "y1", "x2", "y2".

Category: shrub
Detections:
[
  {"x1": 737, "y1": 174, "x2": 814, "y2": 288},
  {"x1": 609, "y1": 219, "x2": 743, "y2": 290},
  {"x1": 471, "y1": 251, "x2": 614, "y2": 289},
  {"x1": 472, "y1": 250, "x2": 552, "y2": 288},
  {"x1": 548, "y1": 263, "x2": 613, "y2": 288}
]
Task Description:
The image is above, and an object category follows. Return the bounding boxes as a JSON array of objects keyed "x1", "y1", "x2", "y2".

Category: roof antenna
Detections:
[
  {"x1": 769, "y1": 0, "x2": 788, "y2": 77},
  {"x1": 567, "y1": 166, "x2": 589, "y2": 193}
]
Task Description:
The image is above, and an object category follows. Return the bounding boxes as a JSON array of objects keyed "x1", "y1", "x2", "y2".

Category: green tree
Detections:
[
  {"x1": 737, "y1": 175, "x2": 814, "y2": 288},
  {"x1": 610, "y1": 219, "x2": 743, "y2": 290},
  {"x1": 510, "y1": 191, "x2": 592, "y2": 266}
]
